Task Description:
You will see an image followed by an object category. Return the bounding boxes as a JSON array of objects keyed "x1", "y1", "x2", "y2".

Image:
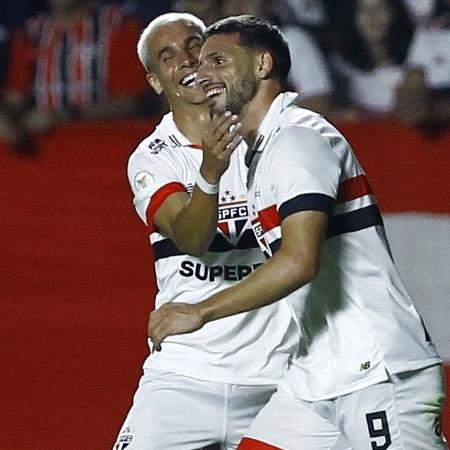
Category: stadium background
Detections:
[{"x1": 1, "y1": 118, "x2": 449, "y2": 449}]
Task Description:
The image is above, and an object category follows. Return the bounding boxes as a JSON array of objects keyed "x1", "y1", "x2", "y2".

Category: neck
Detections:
[
  {"x1": 172, "y1": 102, "x2": 211, "y2": 144},
  {"x1": 240, "y1": 81, "x2": 281, "y2": 148}
]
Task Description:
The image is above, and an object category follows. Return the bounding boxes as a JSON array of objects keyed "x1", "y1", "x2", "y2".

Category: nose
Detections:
[{"x1": 178, "y1": 49, "x2": 198, "y2": 68}]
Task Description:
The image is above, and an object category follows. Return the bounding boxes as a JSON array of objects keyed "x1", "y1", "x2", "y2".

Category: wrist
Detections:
[
  {"x1": 195, "y1": 301, "x2": 212, "y2": 326},
  {"x1": 196, "y1": 171, "x2": 219, "y2": 195}
]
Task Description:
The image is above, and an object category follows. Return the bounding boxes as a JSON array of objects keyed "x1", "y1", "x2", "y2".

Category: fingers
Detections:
[
  {"x1": 148, "y1": 309, "x2": 165, "y2": 352},
  {"x1": 209, "y1": 111, "x2": 242, "y2": 149}
]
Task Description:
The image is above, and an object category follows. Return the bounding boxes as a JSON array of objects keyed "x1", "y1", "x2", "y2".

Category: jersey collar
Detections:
[
  {"x1": 245, "y1": 92, "x2": 299, "y2": 167},
  {"x1": 158, "y1": 112, "x2": 202, "y2": 150}
]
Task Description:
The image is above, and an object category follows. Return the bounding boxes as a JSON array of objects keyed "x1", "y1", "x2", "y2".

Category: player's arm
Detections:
[
  {"x1": 149, "y1": 208, "x2": 328, "y2": 350},
  {"x1": 148, "y1": 125, "x2": 341, "y2": 349},
  {"x1": 152, "y1": 112, "x2": 242, "y2": 256}
]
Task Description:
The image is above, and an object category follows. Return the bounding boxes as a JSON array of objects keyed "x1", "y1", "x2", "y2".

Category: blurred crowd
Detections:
[{"x1": 1, "y1": 0, "x2": 449, "y2": 153}]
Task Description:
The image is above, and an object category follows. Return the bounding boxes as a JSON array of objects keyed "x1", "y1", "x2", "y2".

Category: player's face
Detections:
[
  {"x1": 147, "y1": 21, "x2": 207, "y2": 106},
  {"x1": 196, "y1": 34, "x2": 259, "y2": 115}
]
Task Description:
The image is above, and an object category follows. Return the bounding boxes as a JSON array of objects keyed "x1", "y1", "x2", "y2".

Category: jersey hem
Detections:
[
  {"x1": 143, "y1": 359, "x2": 286, "y2": 386},
  {"x1": 282, "y1": 358, "x2": 442, "y2": 401}
]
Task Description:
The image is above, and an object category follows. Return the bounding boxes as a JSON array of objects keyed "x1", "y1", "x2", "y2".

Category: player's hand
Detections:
[
  {"x1": 199, "y1": 111, "x2": 243, "y2": 184},
  {"x1": 148, "y1": 303, "x2": 204, "y2": 351}
]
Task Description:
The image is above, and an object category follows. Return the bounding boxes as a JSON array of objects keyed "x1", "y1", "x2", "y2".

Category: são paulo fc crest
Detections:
[
  {"x1": 217, "y1": 191, "x2": 249, "y2": 246},
  {"x1": 250, "y1": 204, "x2": 272, "y2": 256},
  {"x1": 114, "y1": 427, "x2": 134, "y2": 449}
]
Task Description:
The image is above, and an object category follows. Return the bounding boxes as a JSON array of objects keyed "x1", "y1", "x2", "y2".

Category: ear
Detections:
[
  {"x1": 147, "y1": 73, "x2": 163, "y2": 95},
  {"x1": 255, "y1": 51, "x2": 274, "y2": 80}
]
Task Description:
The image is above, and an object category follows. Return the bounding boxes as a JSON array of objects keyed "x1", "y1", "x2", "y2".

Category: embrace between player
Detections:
[
  {"x1": 147, "y1": 14, "x2": 448, "y2": 450},
  {"x1": 113, "y1": 12, "x2": 302, "y2": 450},
  {"x1": 114, "y1": 11, "x2": 448, "y2": 450}
]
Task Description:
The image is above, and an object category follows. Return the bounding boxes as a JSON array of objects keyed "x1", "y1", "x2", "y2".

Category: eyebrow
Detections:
[
  {"x1": 186, "y1": 35, "x2": 203, "y2": 45},
  {"x1": 204, "y1": 51, "x2": 221, "y2": 60},
  {"x1": 157, "y1": 35, "x2": 203, "y2": 60},
  {"x1": 157, "y1": 46, "x2": 172, "y2": 60}
]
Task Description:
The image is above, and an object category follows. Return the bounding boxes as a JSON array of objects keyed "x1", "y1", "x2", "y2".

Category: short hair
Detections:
[
  {"x1": 204, "y1": 15, "x2": 291, "y2": 82},
  {"x1": 137, "y1": 12, "x2": 206, "y2": 72}
]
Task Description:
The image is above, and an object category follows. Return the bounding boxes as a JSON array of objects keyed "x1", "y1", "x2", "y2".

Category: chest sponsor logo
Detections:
[{"x1": 179, "y1": 260, "x2": 261, "y2": 281}]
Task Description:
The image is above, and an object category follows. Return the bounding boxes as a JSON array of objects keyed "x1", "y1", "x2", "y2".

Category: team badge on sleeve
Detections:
[
  {"x1": 134, "y1": 171, "x2": 154, "y2": 191},
  {"x1": 114, "y1": 426, "x2": 134, "y2": 449},
  {"x1": 147, "y1": 138, "x2": 168, "y2": 154}
]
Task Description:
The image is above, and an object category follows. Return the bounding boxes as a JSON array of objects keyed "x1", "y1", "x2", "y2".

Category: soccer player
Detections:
[
  {"x1": 112, "y1": 13, "x2": 301, "y2": 450},
  {"x1": 148, "y1": 16, "x2": 448, "y2": 450}
]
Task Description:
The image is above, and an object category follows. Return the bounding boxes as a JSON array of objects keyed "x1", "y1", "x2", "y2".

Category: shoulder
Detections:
[
  {"x1": 274, "y1": 108, "x2": 330, "y2": 147},
  {"x1": 272, "y1": 125, "x2": 333, "y2": 160},
  {"x1": 268, "y1": 110, "x2": 343, "y2": 166},
  {"x1": 128, "y1": 125, "x2": 174, "y2": 170}
]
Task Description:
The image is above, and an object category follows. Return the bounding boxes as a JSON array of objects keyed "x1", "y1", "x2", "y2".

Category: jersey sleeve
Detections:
[
  {"x1": 127, "y1": 147, "x2": 187, "y2": 229},
  {"x1": 268, "y1": 125, "x2": 341, "y2": 221}
]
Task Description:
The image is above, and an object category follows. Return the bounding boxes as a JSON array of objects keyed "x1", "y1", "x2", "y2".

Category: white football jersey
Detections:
[
  {"x1": 247, "y1": 93, "x2": 441, "y2": 400},
  {"x1": 127, "y1": 112, "x2": 299, "y2": 385}
]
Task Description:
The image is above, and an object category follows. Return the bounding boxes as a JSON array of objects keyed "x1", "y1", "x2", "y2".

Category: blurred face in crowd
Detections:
[
  {"x1": 49, "y1": 0, "x2": 87, "y2": 14},
  {"x1": 356, "y1": 0, "x2": 394, "y2": 43},
  {"x1": 175, "y1": 0, "x2": 222, "y2": 24},
  {"x1": 221, "y1": 0, "x2": 267, "y2": 18},
  {"x1": 146, "y1": 20, "x2": 207, "y2": 107},
  {"x1": 197, "y1": 33, "x2": 259, "y2": 115}
]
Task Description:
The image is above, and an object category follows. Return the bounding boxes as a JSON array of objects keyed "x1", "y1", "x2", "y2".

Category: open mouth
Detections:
[
  {"x1": 205, "y1": 86, "x2": 226, "y2": 98},
  {"x1": 180, "y1": 72, "x2": 197, "y2": 87}
]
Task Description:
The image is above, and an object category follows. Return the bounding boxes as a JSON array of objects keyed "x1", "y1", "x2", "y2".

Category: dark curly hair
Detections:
[{"x1": 204, "y1": 15, "x2": 291, "y2": 82}]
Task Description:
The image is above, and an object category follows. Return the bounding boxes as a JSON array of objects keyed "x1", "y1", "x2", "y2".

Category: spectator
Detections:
[
  {"x1": 221, "y1": 0, "x2": 334, "y2": 116},
  {"x1": 395, "y1": 0, "x2": 450, "y2": 128},
  {"x1": 330, "y1": 0, "x2": 415, "y2": 119},
  {"x1": 277, "y1": 0, "x2": 329, "y2": 29},
  {"x1": 0, "y1": 0, "x2": 148, "y2": 152},
  {"x1": 221, "y1": 0, "x2": 277, "y2": 22},
  {"x1": 0, "y1": 0, "x2": 47, "y2": 89},
  {"x1": 282, "y1": 25, "x2": 334, "y2": 116},
  {"x1": 173, "y1": 0, "x2": 222, "y2": 25},
  {"x1": 401, "y1": 0, "x2": 436, "y2": 25},
  {"x1": 100, "y1": 0, "x2": 174, "y2": 25},
  {"x1": 276, "y1": 0, "x2": 336, "y2": 53}
]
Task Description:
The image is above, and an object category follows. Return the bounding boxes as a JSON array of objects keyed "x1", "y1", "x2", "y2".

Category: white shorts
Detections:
[
  {"x1": 112, "y1": 369, "x2": 277, "y2": 450},
  {"x1": 238, "y1": 364, "x2": 448, "y2": 450}
]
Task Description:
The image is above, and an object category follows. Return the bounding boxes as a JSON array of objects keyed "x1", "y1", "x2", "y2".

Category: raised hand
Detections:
[
  {"x1": 148, "y1": 303, "x2": 205, "y2": 351},
  {"x1": 199, "y1": 111, "x2": 243, "y2": 184}
]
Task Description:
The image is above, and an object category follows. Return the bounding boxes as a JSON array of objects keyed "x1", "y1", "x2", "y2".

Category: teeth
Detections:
[
  {"x1": 206, "y1": 87, "x2": 225, "y2": 98},
  {"x1": 181, "y1": 73, "x2": 197, "y2": 86}
]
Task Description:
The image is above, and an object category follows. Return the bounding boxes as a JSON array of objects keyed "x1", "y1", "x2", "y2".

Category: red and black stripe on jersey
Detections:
[
  {"x1": 146, "y1": 182, "x2": 260, "y2": 260},
  {"x1": 256, "y1": 174, "x2": 383, "y2": 254}
]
